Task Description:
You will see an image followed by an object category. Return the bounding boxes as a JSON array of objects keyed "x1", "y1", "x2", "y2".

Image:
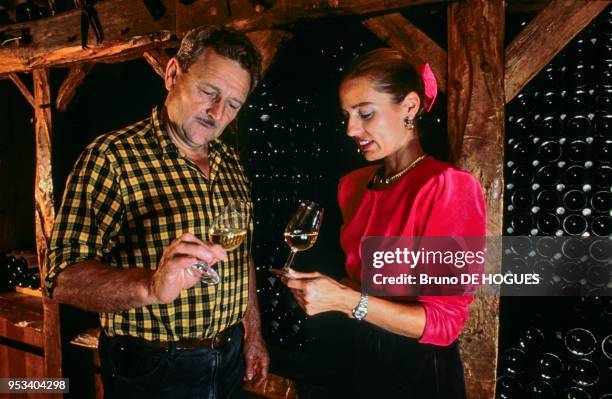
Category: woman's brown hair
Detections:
[{"x1": 342, "y1": 48, "x2": 426, "y2": 114}]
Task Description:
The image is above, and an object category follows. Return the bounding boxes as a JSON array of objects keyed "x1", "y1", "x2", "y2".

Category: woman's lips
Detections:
[{"x1": 358, "y1": 139, "x2": 374, "y2": 152}]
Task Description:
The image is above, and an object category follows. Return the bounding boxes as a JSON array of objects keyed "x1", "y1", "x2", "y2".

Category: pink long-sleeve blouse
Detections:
[{"x1": 338, "y1": 156, "x2": 487, "y2": 346}]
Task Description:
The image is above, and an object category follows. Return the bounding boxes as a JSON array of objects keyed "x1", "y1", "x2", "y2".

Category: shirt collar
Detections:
[{"x1": 151, "y1": 106, "x2": 179, "y2": 158}]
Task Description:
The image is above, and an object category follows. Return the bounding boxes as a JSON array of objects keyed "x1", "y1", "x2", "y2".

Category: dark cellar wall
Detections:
[{"x1": 0, "y1": 78, "x2": 35, "y2": 252}]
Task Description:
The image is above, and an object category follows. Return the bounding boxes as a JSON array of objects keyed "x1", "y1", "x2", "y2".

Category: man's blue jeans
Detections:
[{"x1": 98, "y1": 325, "x2": 245, "y2": 399}]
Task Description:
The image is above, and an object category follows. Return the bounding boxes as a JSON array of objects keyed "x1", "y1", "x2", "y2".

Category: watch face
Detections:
[{"x1": 353, "y1": 305, "x2": 367, "y2": 320}]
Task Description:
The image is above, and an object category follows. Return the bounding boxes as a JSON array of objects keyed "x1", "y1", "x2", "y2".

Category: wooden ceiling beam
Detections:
[
  {"x1": 0, "y1": 0, "x2": 176, "y2": 75},
  {"x1": 0, "y1": 0, "x2": 449, "y2": 75},
  {"x1": 246, "y1": 30, "x2": 293, "y2": 74},
  {"x1": 506, "y1": 0, "x2": 550, "y2": 14},
  {"x1": 505, "y1": 0, "x2": 611, "y2": 103},
  {"x1": 362, "y1": 13, "x2": 447, "y2": 92},
  {"x1": 219, "y1": 0, "x2": 450, "y2": 32},
  {"x1": 143, "y1": 49, "x2": 171, "y2": 79},
  {"x1": 8, "y1": 73, "x2": 34, "y2": 108},
  {"x1": 55, "y1": 63, "x2": 94, "y2": 112}
]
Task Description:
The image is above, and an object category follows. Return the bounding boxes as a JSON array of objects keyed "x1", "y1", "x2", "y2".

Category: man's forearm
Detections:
[
  {"x1": 242, "y1": 258, "x2": 263, "y2": 338},
  {"x1": 52, "y1": 260, "x2": 155, "y2": 313}
]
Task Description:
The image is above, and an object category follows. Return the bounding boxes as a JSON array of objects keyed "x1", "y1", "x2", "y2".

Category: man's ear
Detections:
[
  {"x1": 401, "y1": 91, "x2": 421, "y2": 120},
  {"x1": 164, "y1": 58, "x2": 181, "y2": 91}
]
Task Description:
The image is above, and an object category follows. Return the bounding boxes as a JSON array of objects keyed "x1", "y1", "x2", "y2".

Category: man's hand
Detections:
[
  {"x1": 243, "y1": 330, "x2": 270, "y2": 386},
  {"x1": 149, "y1": 232, "x2": 227, "y2": 304}
]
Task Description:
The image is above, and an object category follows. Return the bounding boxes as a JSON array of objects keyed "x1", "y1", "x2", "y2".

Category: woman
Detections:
[{"x1": 282, "y1": 48, "x2": 486, "y2": 398}]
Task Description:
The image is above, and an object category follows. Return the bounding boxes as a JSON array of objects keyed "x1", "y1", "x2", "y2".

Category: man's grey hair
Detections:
[{"x1": 176, "y1": 26, "x2": 262, "y2": 93}]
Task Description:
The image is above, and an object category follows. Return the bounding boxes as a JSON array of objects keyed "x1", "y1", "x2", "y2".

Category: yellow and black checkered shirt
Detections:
[{"x1": 46, "y1": 107, "x2": 252, "y2": 341}]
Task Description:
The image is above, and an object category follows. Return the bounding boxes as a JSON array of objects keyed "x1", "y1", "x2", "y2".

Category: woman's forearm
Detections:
[{"x1": 339, "y1": 288, "x2": 426, "y2": 339}]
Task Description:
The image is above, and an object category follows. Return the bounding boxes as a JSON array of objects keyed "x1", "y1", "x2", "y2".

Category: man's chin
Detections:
[{"x1": 186, "y1": 127, "x2": 219, "y2": 146}]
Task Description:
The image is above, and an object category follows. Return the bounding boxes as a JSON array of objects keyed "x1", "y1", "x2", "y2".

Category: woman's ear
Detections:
[
  {"x1": 401, "y1": 91, "x2": 421, "y2": 120},
  {"x1": 164, "y1": 58, "x2": 181, "y2": 92}
]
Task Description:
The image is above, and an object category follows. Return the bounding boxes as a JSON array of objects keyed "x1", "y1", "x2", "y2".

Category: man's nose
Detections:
[{"x1": 207, "y1": 100, "x2": 224, "y2": 121}]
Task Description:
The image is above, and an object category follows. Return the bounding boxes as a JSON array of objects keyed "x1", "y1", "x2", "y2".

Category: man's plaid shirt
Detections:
[{"x1": 46, "y1": 107, "x2": 253, "y2": 341}]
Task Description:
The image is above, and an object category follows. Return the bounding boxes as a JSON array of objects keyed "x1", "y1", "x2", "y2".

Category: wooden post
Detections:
[
  {"x1": 32, "y1": 69, "x2": 61, "y2": 380},
  {"x1": 448, "y1": 1, "x2": 505, "y2": 398}
]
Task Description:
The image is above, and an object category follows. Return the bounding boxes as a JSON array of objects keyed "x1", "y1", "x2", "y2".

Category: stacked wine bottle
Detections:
[
  {"x1": 499, "y1": 6, "x2": 612, "y2": 398},
  {"x1": 0, "y1": 252, "x2": 41, "y2": 291}
]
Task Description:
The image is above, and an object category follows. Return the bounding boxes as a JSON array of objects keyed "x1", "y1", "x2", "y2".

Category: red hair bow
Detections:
[{"x1": 418, "y1": 63, "x2": 438, "y2": 112}]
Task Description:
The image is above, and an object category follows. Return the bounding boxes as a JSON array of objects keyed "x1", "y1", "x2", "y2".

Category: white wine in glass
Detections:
[
  {"x1": 193, "y1": 199, "x2": 249, "y2": 285},
  {"x1": 270, "y1": 201, "x2": 324, "y2": 278},
  {"x1": 209, "y1": 228, "x2": 248, "y2": 251},
  {"x1": 283, "y1": 231, "x2": 319, "y2": 251}
]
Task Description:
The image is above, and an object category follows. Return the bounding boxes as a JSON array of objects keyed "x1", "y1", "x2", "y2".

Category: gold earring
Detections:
[{"x1": 403, "y1": 117, "x2": 414, "y2": 129}]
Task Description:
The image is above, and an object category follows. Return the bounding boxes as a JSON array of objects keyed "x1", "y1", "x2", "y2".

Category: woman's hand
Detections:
[{"x1": 281, "y1": 269, "x2": 359, "y2": 316}]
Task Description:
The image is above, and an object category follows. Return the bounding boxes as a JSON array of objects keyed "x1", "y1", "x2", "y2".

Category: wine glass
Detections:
[
  {"x1": 269, "y1": 201, "x2": 324, "y2": 278},
  {"x1": 193, "y1": 199, "x2": 249, "y2": 285}
]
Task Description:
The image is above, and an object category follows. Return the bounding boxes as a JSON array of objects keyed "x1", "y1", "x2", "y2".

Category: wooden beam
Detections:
[
  {"x1": 448, "y1": 1, "x2": 505, "y2": 399},
  {"x1": 0, "y1": 0, "x2": 176, "y2": 75},
  {"x1": 8, "y1": 73, "x2": 34, "y2": 108},
  {"x1": 0, "y1": 0, "x2": 448, "y2": 75},
  {"x1": 143, "y1": 49, "x2": 170, "y2": 79},
  {"x1": 55, "y1": 64, "x2": 94, "y2": 112},
  {"x1": 176, "y1": 0, "x2": 232, "y2": 33},
  {"x1": 224, "y1": 0, "x2": 450, "y2": 33},
  {"x1": 32, "y1": 69, "x2": 61, "y2": 379},
  {"x1": 507, "y1": 0, "x2": 550, "y2": 14},
  {"x1": 505, "y1": 0, "x2": 611, "y2": 103},
  {"x1": 362, "y1": 13, "x2": 447, "y2": 92},
  {"x1": 246, "y1": 30, "x2": 293, "y2": 74}
]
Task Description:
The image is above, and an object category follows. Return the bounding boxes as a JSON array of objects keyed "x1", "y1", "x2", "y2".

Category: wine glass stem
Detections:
[{"x1": 283, "y1": 249, "x2": 298, "y2": 270}]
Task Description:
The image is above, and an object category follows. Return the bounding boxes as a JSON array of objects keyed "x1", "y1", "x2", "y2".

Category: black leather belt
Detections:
[{"x1": 110, "y1": 325, "x2": 237, "y2": 351}]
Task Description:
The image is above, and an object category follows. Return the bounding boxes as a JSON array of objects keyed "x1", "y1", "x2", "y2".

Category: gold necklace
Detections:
[{"x1": 373, "y1": 154, "x2": 428, "y2": 186}]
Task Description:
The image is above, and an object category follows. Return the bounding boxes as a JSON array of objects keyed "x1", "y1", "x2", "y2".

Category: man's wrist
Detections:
[
  {"x1": 242, "y1": 312, "x2": 263, "y2": 340},
  {"x1": 143, "y1": 270, "x2": 160, "y2": 306}
]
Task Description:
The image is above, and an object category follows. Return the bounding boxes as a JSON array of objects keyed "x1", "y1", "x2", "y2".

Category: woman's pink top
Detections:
[{"x1": 338, "y1": 157, "x2": 487, "y2": 346}]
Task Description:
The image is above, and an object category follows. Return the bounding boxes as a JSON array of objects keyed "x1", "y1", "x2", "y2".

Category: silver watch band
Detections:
[{"x1": 352, "y1": 294, "x2": 368, "y2": 321}]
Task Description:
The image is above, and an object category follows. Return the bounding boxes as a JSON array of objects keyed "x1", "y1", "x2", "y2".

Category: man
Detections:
[{"x1": 46, "y1": 26, "x2": 269, "y2": 398}]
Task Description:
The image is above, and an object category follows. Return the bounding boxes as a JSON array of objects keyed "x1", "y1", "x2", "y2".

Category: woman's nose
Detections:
[{"x1": 346, "y1": 118, "x2": 362, "y2": 137}]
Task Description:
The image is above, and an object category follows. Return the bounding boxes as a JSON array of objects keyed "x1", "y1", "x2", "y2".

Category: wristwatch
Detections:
[{"x1": 352, "y1": 294, "x2": 369, "y2": 321}]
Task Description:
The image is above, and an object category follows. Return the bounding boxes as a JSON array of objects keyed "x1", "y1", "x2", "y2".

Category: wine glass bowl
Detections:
[
  {"x1": 270, "y1": 201, "x2": 324, "y2": 277},
  {"x1": 208, "y1": 199, "x2": 249, "y2": 251},
  {"x1": 194, "y1": 199, "x2": 249, "y2": 285}
]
